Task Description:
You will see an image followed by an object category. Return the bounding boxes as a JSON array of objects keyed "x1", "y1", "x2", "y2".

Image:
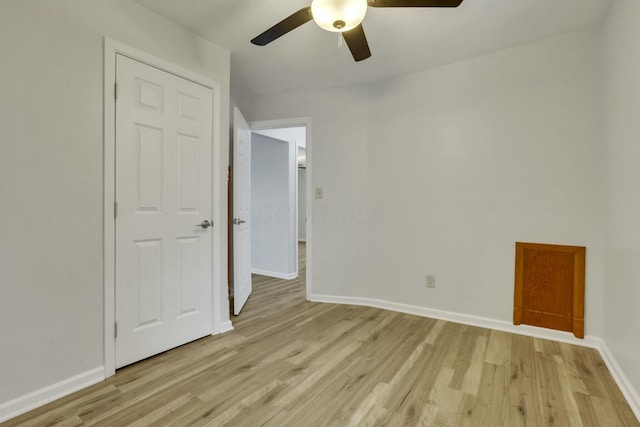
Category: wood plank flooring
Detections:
[{"x1": 4, "y1": 242, "x2": 639, "y2": 426}]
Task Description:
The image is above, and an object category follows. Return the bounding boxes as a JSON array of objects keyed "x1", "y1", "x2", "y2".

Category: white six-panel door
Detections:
[
  {"x1": 115, "y1": 54, "x2": 213, "y2": 368},
  {"x1": 233, "y1": 108, "x2": 252, "y2": 315}
]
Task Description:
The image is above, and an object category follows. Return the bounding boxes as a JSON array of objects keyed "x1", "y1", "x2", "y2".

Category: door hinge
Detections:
[
  {"x1": 114, "y1": 201, "x2": 118, "y2": 219},
  {"x1": 114, "y1": 82, "x2": 118, "y2": 100},
  {"x1": 114, "y1": 322, "x2": 118, "y2": 338}
]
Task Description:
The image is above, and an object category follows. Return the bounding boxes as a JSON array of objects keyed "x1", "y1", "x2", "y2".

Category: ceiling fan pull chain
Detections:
[{"x1": 338, "y1": 33, "x2": 343, "y2": 49}]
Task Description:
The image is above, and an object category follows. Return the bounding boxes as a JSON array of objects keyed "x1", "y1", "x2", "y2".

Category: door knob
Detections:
[
  {"x1": 233, "y1": 218, "x2": 247, "y2": 225},
  {"x1": 196, "y1": 220, "x2": 212, "y2": 229}
]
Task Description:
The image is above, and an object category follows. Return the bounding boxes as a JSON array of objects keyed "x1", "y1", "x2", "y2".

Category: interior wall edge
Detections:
[
  {"x1": 0, "y1": 366, "x2": 105, "y2": 424},
  {"x1": 308, "y1": 292, "x2": 640, "y2": 421}
]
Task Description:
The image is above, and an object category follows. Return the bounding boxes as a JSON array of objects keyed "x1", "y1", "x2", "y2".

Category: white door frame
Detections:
[
  {"x1": 103, "y1": 38, "x2": 227, "y2": 378},
  {"x1": 249, "y1": 118, "x2": 313, "y2": 300}
]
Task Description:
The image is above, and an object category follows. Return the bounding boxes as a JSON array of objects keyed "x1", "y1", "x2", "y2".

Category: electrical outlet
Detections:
[
  {"x1": 426, "y1": 275, "x2": 436, "y2": 288},
  {"x1": 314, "y1": 187, "x2": 324, "y2": 199}
]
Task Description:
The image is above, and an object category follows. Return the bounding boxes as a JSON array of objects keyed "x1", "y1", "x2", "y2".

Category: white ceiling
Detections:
[{"x1": 134, "y1": 0, "x2": 612, "y2": 98}]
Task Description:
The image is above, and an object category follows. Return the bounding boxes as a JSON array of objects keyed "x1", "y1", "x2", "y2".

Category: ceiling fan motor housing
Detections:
[{"x1": 311, "y1": 0, "x2": 368, "y2": 32}]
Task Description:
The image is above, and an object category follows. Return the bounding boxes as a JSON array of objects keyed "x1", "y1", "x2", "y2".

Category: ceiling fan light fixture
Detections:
[{"x1": 311, "y1": 0, "x2": 368, "y2": 32}]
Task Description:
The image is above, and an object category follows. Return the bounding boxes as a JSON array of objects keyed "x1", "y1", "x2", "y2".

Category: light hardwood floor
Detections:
[{"x1": 4, "y1": 242, "x2": 639, "y2": 426}]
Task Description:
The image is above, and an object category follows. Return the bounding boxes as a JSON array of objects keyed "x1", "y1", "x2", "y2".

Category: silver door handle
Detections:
[
  {"x1": 196, "y1": 220, "x2": 212, "y2": 229},
  {"x1": 233, "y1": 218, "x2": 247, "y2": 225}
]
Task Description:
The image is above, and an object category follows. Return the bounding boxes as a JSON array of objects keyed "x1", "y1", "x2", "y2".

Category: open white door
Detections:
[
  {"x1": 233, "y1": 108, "x2": 252, "y2": 315},
  {"x1": 114, "y1": 54, "x2": 213, "y2": 368}
]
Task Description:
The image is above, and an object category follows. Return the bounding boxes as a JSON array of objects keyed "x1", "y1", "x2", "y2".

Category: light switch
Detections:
[{"x1": 314, "y1": 187, "x2": 324, "y2": 199}]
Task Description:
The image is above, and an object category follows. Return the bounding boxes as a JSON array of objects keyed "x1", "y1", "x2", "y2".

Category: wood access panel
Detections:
[{"x1": 514, "y1": 242, "x2": 586, "y2": 338}]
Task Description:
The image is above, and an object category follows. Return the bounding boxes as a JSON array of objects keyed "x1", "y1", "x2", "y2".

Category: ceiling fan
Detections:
[{"x1": 251, "y1": 0, "x2": 464, "y2": 62}]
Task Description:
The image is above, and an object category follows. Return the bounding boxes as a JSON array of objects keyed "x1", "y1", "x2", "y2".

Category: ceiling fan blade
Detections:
[
  {"x1": 342, "y1": 24, "x2": 371, "y2": 62},
  {"x1": 251, "y1": 7, "x2": 313, "y2": 46},
  {"x1": 368, "y1": 0, "x2": 463, "y2": 7}
]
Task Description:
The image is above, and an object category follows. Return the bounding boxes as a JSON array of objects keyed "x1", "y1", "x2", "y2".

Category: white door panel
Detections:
[
  {"x1": 233, "y1": 108, "x2": 252, "y2": 315},
  {"x1": 115, "y1": 54, "x2": 213, "y2": 368}
]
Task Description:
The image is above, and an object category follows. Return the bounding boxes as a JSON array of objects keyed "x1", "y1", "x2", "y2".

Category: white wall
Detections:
[
  {"x1": 602, "y1": 0, "x2": 640, "y2": 398},
  {"x1": 254, "y1": 127, "x2": 307, "y2": 149},
  {"x1": 253, "y1": 127, "x2": 308, "y2": 242},
  {"x1": 251, "y1": 133, "x2": 296, "y2": 277},
  {"x1": 238, "y1": 27, "x2": 604, "y2": 334},
  {"x1": 0, "y1": 0, "x2": 230, "y2": 407}
]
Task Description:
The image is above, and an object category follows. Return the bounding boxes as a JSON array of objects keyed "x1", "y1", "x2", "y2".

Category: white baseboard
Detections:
[
  {"x1": 252, "y1": 268, "x2": 297, "y2": 280},
  {"x1": 594, "y1": 337, "x2": 640, "y2": 421},
  {"x1": 0, "y1": 366, "x2": 105, "y2": 423},
  {"x1": 217, "y1": 320, "x2": 234, "y2": 334},
  {"x1": 308, "y1": 293, "x2": 640, "y2": 420},
  {"x1": 309, "y1": 293, "x2": 599, "y2": 347}
]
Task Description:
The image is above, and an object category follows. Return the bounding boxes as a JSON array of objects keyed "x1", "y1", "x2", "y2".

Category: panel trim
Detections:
[
  {"x1": 0, "y1": 367, "x2": 104, "y2": 423},
  {"x1": 251, "y1": 268, "x2": 297, "y2": 280},
  {"x1": 103, "y1": 37, "x2": 227, "y2": 379},
  {"x1": 308, "y1": 293, "x2": 640, "y2": 421}
]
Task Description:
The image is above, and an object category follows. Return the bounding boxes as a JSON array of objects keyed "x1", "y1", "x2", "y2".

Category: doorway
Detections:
[
  {"x1": 230, "y1": 116, "x2": 313, "y2": 318},
  {"x1": 251, "y1": 121, "x2": 311, "y2": 298},
  {"x1": 251, "y1": 131, "x2": 299, "y2": 279}
]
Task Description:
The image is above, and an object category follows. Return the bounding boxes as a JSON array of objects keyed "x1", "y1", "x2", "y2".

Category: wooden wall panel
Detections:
[{"x1": 513, "y1": 242, "x2": 586, "y2": 338}]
